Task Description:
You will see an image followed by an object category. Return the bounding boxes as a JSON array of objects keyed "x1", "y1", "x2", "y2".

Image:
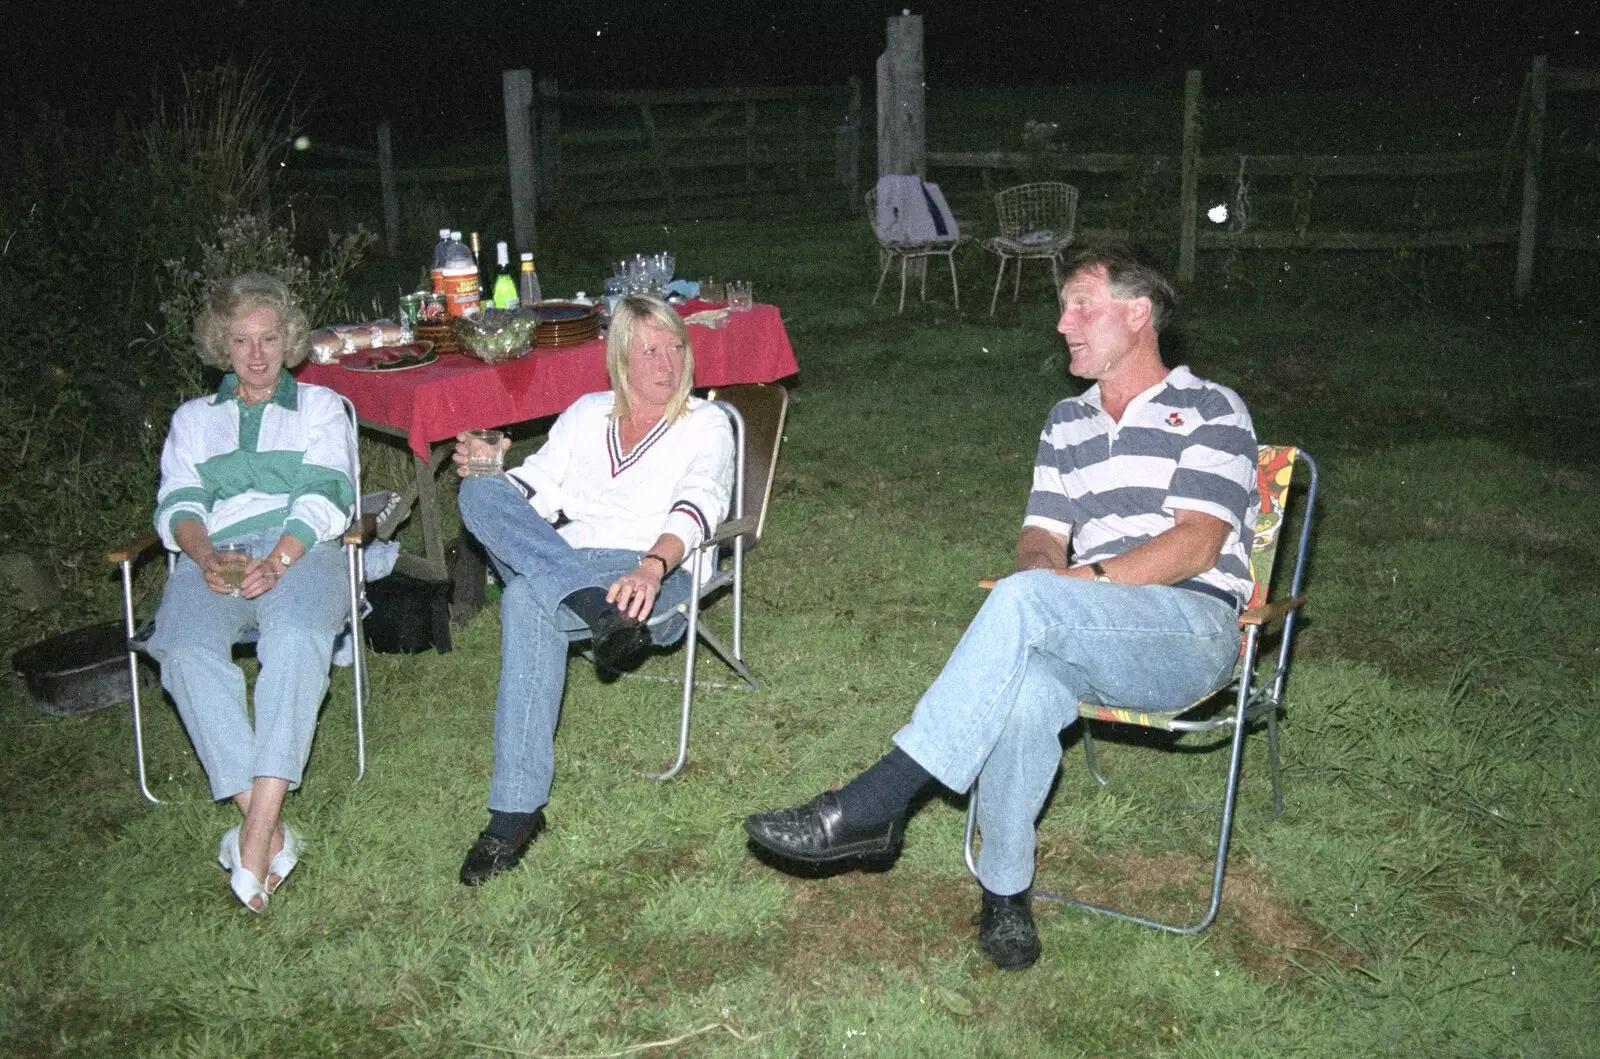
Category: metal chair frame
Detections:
[
  {"x1": 982, "y1": 182, "x2": 1079, "y2": 315},
  {"x1": 109, "y1": 396, "x2": 372, "y2": 804},
  {"x1": 867, "y1": 187, "x2": 962, "y2": 314},
  {"x1": 963, "y1": 447, "x2": 1319, "y2": 934},
  {"x1": 639, "y1": 384, "x2": 788, "y2": 780}
]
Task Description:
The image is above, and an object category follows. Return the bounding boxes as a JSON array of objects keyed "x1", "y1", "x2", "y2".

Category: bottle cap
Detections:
[
  {"x1": 438, "y1": 227, "x2": 451, "y2": 239},
  {"x1": 496, "y1": 241, "x2": 509, "y2": 267},
  {"x1": 451, "y1": 230, "x2": 462, "y2": 241},
  {"x1": 520, "y1": 252, "x2": 533, "y2": 262}
]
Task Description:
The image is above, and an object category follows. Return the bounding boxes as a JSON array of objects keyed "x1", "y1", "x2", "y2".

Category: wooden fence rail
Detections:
[{"x1": 924, "y1": 57, "x2": 1598, "y2": 296}]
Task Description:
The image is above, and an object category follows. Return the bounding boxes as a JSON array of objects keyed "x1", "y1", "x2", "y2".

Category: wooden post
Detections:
[
  {"x1": 846, "y1": 76, "x2": 862, "y2": 206},
  {"x1": 639, "y1": 102, "x2": 675, "y2": 213},
  {"x1": 877, "y1": 13, "x2": 925, "y2": 179},
  {"x1": 537, "y1": 76, "x2": 560, "y2": 211},
  {"x1": 1177, "y1": 70, "x2": 1203, "y2": 283},
  {"x1": 1515, "y1": 55, "x2": 1547, "y2": 300},
  {"x1": 375, "y1": 121, "x2": 399, "y2": 256},
  {"x1": 503, "y1": 69, "x2": 538, "y2": 253}
]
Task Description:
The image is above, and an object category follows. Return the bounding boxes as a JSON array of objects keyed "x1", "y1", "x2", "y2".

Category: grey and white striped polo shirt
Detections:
[{"x1": 1024, "y1": 366, "x2": 1259, "y2": 605}]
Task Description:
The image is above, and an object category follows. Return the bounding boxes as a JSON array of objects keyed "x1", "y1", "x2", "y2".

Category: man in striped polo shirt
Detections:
[{"x1": 746, "y1": 244, "x2": 1258, "y2": 969}]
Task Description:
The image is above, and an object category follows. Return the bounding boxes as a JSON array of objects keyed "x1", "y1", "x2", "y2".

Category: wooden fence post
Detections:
[
  {"x1": 1515, "y1": 55, "x2": 1547, "y2": 300},
  {"x1": 1178, "y1": 70, "x2": 1203, "y2": 283},
  {"x1": 503, "y1": 68, "x2": 538, "y2": 253},
  {"x1": 537, "y1": 77, "x2": 561, "y2": 212},
  {"x1": 843, "y1": 75, "x2": 862, "y2": 206},
  {"x1": 877, "y1": 13, "x2": 925, "y2": 179},
  {"x1": 376, "y1": 121, "x2": 399, "y2": 256}
]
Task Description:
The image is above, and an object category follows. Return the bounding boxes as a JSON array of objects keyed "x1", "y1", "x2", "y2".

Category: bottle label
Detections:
[{"x1": 441, "y1": 266, "x2": 481, "y2": 317}]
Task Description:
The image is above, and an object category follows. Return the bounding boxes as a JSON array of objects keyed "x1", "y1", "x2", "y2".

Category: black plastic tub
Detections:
[{"x1": 11, "y1": 621, "x2": 153, "y2": 717}]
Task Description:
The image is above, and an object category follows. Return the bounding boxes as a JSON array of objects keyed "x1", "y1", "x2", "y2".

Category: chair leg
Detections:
[
  {"x1": 643, "y1": 551, "x2": 705, "y2": 781},
  {"x1": 347, "y1": 541, "x2": 367, "y2": 782},
  {"x1": 989, "y1": 257, "x2": 1007, "y2": 315},
  {"x1": 1080, "y1": 723, "x2": 1109, "y2": 787},
  {"x1": 947, "y1": 250, "x2": 961, "y2": 312},
  {"x1": 122, "y1": 559, "x2": 162, "y2": 805},
  {"x1": 873, "y1": 251, "x2": 894, "y2": 306},
  {"x1": 898, "y1": 255, "x2": 910, "y2": 314},
  {"x1": 1012, "y1": 254, "x2": 1023, "y2": 302}
]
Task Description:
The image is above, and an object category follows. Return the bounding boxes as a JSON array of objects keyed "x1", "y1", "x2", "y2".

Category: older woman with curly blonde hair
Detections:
[{"x1": 145, "y1": 272, "x2": 356, "y2": 912}]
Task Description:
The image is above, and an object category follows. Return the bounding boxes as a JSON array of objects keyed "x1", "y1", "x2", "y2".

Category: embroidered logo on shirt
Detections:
[{"x1": 1166, "y1": 412, "x2": 1185, "y2": 427}]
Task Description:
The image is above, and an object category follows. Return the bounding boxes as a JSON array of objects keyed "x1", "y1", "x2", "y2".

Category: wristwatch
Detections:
[{"x1": 1090, "y1": 561, "x2": 1112, "y2": 584}]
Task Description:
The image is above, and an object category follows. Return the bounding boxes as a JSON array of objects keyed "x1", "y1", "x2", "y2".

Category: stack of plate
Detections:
[{"x1": 532, "y1": 302, "x2": 601, "y2": 348}]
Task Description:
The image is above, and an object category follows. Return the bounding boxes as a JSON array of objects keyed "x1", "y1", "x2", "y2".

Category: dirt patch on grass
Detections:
[{"x1": 1038, "y1": 845, "x2": 1366, "y2": 984}]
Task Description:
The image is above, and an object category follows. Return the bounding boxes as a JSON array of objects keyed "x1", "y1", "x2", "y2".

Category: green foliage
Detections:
[{"x1": 0, "y1": 62, "x2": 371, "y2": 642}]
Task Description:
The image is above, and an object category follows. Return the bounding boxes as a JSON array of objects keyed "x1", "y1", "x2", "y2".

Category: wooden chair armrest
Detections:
[
  {"x1": 341, "y1": 514, "x2": 378, "y2": 547},
  {"x1": 704, "y1": 516, "x2": 758, "y2": 548},
  {"x1": 1240, "y1": 594, "x2": 1306, "y2": 627},
  {"x1": 107, "y1": 532, "x2": 162, "y2": 565}
]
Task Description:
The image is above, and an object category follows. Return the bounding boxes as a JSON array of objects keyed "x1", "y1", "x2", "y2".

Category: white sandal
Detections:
[
  {"x1": 266, "y1": 823, "x2": 300, "y2": 895},
  {"x1": 218, "y1": 825, "x2": 268, "y2": 913}
]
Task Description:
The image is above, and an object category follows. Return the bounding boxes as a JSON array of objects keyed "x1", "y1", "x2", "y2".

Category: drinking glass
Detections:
[
  {"x1": 727, "y1": 280, "x2": 753, "y2": 312},
  {"x1": 215, "y1": 542, "x2": 251, "y2": 596},
  {"x1": 699, "y1": 277, "x2": 724, "y2": 303},
  {"x1": 464, "y1": 429, "x2": 505, "y2": 477}
]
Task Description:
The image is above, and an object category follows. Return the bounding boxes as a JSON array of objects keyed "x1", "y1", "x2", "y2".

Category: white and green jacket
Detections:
[{"x1": 155, "y1": 371, "x2": 356, "y2": 552}]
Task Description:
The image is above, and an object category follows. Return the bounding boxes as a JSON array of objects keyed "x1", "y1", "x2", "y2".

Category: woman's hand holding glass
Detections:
[{"x1": 453, "y1": 430, "x2": 510, "y2": 478}]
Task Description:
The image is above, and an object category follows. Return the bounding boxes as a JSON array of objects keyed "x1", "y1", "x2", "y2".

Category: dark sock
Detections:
[
  {"x1": 487, "y1": 810, "x2": 538, "y2": 843},
  {"x1": 561, "y1": 586, "x2": 619, "y2": 630},
  {"x1": 834, "y1": 746, "x2": 934, "y2": 827}
]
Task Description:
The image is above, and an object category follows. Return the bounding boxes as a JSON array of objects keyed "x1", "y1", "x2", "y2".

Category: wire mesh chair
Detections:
[
  {"x1": 982, "y1": 182, "x2": 1079, "y2": 315},
  {"x1": 869, "y1": 176, "x2": 962, "y2": 313},
  {"x1": 963, "y1": 445, "x2": 1319, "y2": 934}
]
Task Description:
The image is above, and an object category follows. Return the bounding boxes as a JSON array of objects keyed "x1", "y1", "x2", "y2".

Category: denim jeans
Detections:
[
  {"x1": 458, "y1": 476, "x2": 694, "y2": 813},
  {"x1": 891, "y1": 570, "x2": 1240, "y2": 896},
  {"x1": 145, "y1": 527, "x2": 351, "y2": 801}
]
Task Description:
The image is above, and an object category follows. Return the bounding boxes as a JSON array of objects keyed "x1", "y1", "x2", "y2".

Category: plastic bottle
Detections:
[
  {"x1": 518, "y1": 252, "x2": 542, "y2": 307},
  {"x1": 491, "y1": 241, "x2": 519, "y2": 311},
  {"x1": 439, "y1": 232, "x2": 480, "y2": 316},
  {"x1": 429, "y1": 227, "x2": 453, "y2": 293}
]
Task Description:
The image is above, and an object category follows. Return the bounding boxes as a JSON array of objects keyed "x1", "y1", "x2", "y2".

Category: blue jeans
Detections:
[
  {"x1": 458, "y1": 476, "x2": 694, "y2": 813},
  {"x1": 145, "y1": 528, "x2": 351, "y2": 801},
  {"x1": 891, "y1": 570, "x2": 1240, "y2": 896}
]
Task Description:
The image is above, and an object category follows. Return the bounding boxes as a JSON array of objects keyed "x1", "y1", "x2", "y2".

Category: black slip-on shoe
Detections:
[
  {"x1": 459, "y1": 810, "x2": 547, "y2": 886},
  {"x1": 978, "y1": 889, "x2": 1041, "y2": 969},
  {"x1": 744, "y1": 791, "x2": 905, "y2": 865},
  {"x1": 591, "y1": 610, "x2": 653, "y2": 674}
]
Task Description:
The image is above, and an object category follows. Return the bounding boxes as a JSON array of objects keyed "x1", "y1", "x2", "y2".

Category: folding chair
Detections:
[
  {"x1": 107, "y1": 396, "x2": 374, "y2": 804},
  {"x1": 870, "y1": 175, "x2": 962, "y2": 313},
  {"x1": 642, "y1": 383, "x2": 788, "y2": 780},
  {"x1": 983, "y1": 182, "x2": 1079, "y2": 315},
  {"x1": 963, "y1": 445, "x2": 1319, "y2": 933}
]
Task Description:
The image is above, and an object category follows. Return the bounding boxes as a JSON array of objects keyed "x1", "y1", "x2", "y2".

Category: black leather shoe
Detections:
[
  {"x1": 744, "y1": 791, "x2": 905, "y2": 864},
  {"x1": 591, "y1": 610, "x2": 653, "y2": 674},
  {"x1": 459, "y1": 810, "x2": 546, "y2": 886},
  {"x1": 978, "y1": 889, "x2": 1041, "y2": 969}
]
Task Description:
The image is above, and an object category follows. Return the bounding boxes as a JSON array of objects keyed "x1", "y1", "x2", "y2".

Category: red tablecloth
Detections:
[{"x1": 297, "y1": 301, "x2": 798, "y2": 460}]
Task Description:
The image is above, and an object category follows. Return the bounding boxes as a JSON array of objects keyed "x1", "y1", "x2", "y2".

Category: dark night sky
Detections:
[{"x1": 5, "y1": 0, "x2": 1597, "y2": 125}]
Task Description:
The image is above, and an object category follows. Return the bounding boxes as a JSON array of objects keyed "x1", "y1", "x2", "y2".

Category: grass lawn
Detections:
[{"x1": 2, "y1": 209, "x2": 1598, "y2": 1056}]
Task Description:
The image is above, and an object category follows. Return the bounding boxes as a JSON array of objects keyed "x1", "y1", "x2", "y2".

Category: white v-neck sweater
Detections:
[{"x1": 504, "y1": 392, "x2": 734, "y2": 554}]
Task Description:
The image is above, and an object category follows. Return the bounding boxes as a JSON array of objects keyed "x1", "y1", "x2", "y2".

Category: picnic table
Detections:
[{"x1": 296, "y1": 301, "x2": 799, "y2": 582}]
